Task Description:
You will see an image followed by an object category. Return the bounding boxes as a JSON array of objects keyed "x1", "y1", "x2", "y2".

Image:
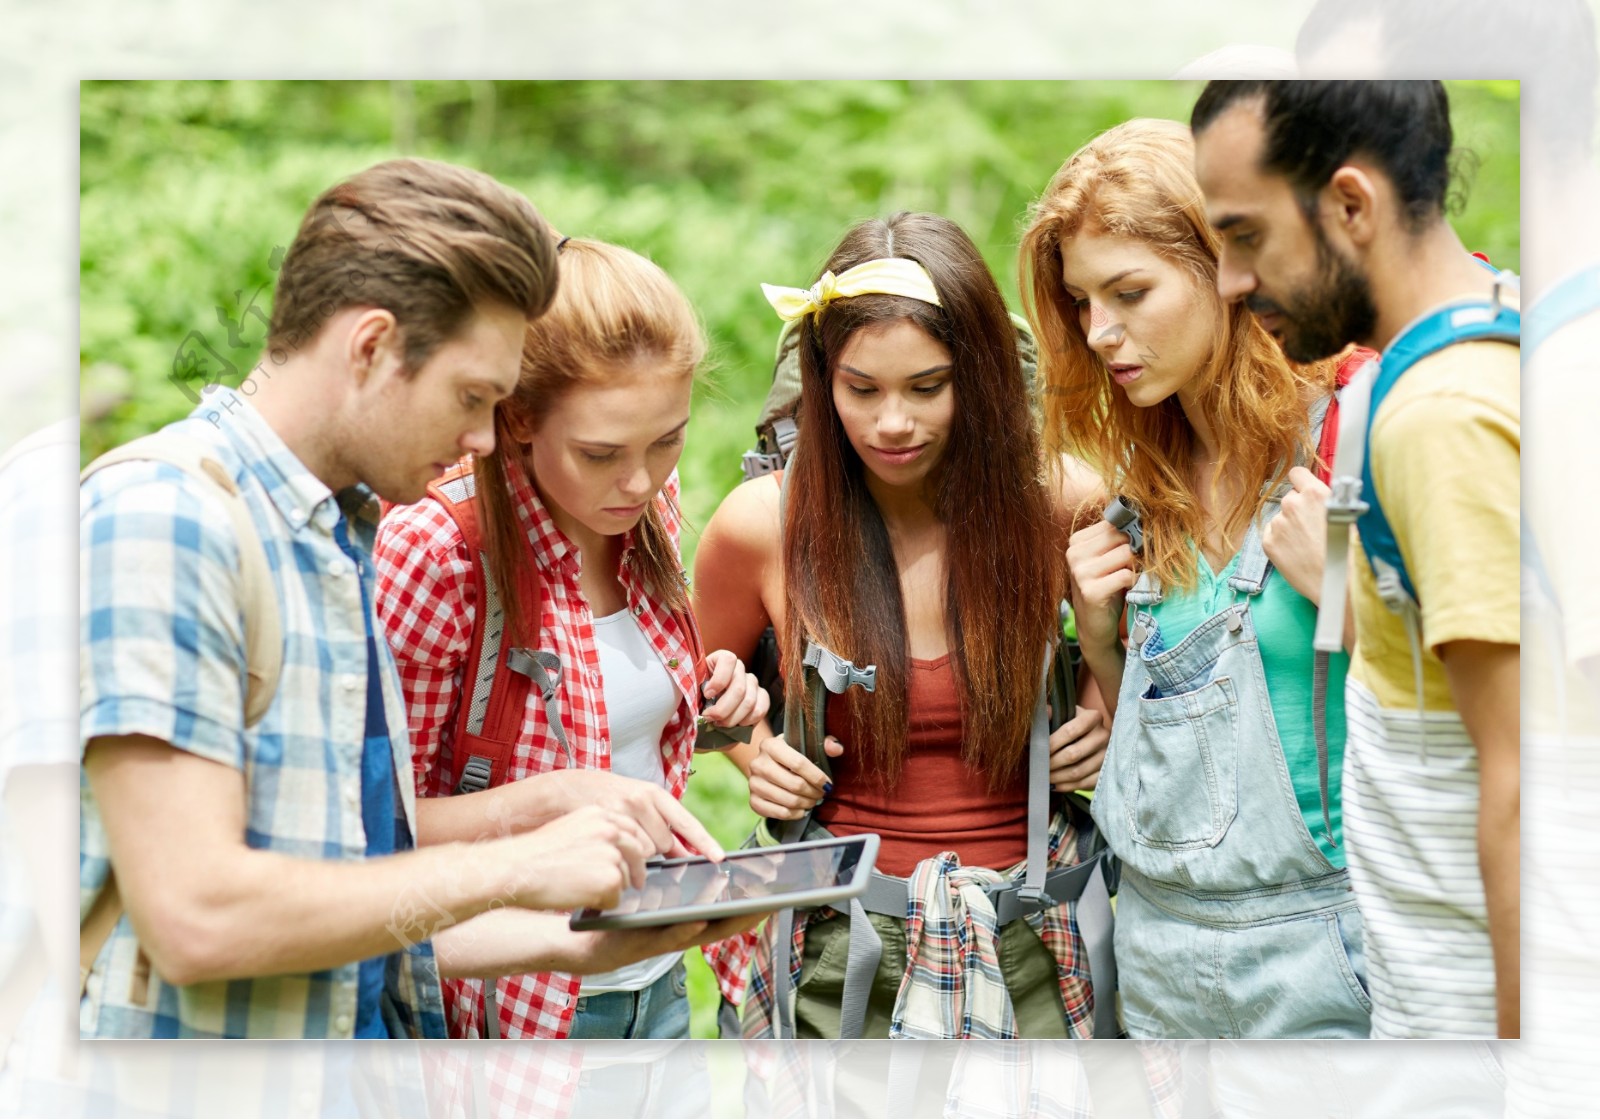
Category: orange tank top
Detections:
[{"x1": 811, "y1": 653, "x2": 1028, "y2": 878}]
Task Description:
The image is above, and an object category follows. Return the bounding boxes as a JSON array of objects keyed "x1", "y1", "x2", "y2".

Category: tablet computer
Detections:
[{"x1": 568, "y1": 833, "x2": 880, "y2": 931}]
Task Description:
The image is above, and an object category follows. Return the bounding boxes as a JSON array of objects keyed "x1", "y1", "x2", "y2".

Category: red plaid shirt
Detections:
[{"x1": 374, "y1": 461, "x2": 751, "y2": 1038}]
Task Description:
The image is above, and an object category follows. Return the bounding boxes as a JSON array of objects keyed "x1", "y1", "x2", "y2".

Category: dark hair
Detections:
[
  {"x1": 268, "y1": 158, "x2": 559, "y2": 373},
  {"x1": 1293, "y1": 0, "x2": 1594, "y2": 163},
  {"x1": 1191, "y1": 80, "x2": 1455, "y2": 232},
  {"x1": 782, "y1": 211, "x2": 1065, "y2": 789}
]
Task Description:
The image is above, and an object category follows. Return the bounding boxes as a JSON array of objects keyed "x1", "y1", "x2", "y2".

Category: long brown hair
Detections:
[
  {"x1": 1019, "y1": 118, "x2": 1334, "y2": 591},
  {"x1": 475, "y1": 238, "x2": 705, "y2": 640},
  {"x1": 782, "y1": 212, "x2": 1065, "y2": 789}
]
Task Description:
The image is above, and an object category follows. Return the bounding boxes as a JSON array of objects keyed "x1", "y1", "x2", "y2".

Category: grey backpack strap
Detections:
[
  {"x1": 506, "y1": 648, "x2": 571, "y2": 763},
  {"x1": 837, "y1": 894, "x2": 884, "y2": 1039}
]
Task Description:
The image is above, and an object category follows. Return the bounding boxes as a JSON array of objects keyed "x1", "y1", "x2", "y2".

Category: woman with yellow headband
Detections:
[{"x1": 695, "y1": 211, "x2": 1113, "y2": 1043}]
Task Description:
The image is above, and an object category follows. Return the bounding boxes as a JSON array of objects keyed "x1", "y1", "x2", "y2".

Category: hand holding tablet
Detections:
[{"x1": 570, "y1": 834, "x2": 881, "y2": 931}]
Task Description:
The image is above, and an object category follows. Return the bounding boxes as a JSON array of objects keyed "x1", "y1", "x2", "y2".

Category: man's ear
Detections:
[
  {"x1": 1323, "y1": 165, "x2": 1382, "y2": 250},
  {"x1": 346, "y1": 308, "x2": 403, "y2": 387}
]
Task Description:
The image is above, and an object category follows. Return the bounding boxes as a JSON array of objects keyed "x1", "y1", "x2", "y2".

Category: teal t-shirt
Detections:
[{"x1": 1145, "y1": 551, "x2": 1349, "y2": 867}]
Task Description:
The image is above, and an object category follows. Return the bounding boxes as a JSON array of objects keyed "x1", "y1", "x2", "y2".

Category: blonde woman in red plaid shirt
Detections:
[{"x1": 374, "y1": 237, "x2": 767, "y2": 1041}]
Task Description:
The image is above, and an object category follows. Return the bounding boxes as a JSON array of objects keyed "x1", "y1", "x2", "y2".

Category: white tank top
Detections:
[{"x1": 577, "y1": 607, "x2": 681, "y2": 996}]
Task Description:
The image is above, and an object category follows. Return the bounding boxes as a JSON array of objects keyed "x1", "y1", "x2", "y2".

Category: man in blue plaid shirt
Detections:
[{"x1": 79, "y1": 159, "x2": 745, "y2": 1039}]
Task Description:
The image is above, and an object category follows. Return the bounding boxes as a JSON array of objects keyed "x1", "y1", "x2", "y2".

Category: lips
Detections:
[
  {"x1": 869, "y1": 444, "x2": 927, "y2": 466},
  {"x1": 1109, "y1": 365, "x2": 1143, "y2": 386},
  {"x1": 603, "y1": 502, "x2": 649, "y2": 519}
]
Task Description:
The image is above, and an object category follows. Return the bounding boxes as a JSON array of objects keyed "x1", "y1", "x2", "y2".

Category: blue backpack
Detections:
[{"x1": 1355, "y1": 284, "x2": 1521, "y2": 611}]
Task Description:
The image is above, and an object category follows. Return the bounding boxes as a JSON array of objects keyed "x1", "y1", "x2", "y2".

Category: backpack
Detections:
[
  {"x1": 77, "y1": 431, "x2": 285, "y2": 995},
  {"x1": 421, "y1": 462, "x2": 742, "y2": 798},
  {"x1": 1313, "y1": 267, "x2": 1521, "y2": 768}
]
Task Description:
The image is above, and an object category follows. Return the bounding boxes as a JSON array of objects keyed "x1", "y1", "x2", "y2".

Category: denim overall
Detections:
[{"x1": 1090, "y1": 494, "x2": 1372, "y2": 1038}]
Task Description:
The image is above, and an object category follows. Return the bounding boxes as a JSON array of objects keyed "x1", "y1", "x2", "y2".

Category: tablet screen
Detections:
[{"x1": 570, "y1": 836, "x2": 876, "y2": 929}]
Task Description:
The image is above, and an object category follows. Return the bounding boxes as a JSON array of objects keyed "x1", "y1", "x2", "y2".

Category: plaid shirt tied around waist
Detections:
[{"x1": 742, "y1": 807, "x2": 1094, "y2": 1040}]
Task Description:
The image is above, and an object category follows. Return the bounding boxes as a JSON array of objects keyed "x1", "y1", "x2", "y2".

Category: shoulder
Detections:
[
  {"x1": 1048, "y1": 454, "x2": 1109, "y2": 531},
  {"x1": 698, "y1": 474, "x2": 781, "y2": 564},
  {"x1": 81, "y1": 459, "x2": 244, "y2": 570},
  {"x1": 376, "y1": 493, "x2": 472, "y2": 566}
]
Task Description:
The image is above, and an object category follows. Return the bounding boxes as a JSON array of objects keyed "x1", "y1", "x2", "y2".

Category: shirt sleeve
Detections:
[
  {"x1": 373, "y1": 499, "x2": 475, "y2": 799},
  {"x1": 1371, "y1": 386, "x2": 1520, "y2": 655},
  {"x1": 79, "y1": 462, "x2": 250, "y2": 769}
]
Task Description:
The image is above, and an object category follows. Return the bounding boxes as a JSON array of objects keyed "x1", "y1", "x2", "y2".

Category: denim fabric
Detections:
[
  {"x1": 567, "y1": 958, "x2": 691, "y2": 1040},
  {"x1": 1091, "y1": 500, "x2": 1370, "y2": 1039}
]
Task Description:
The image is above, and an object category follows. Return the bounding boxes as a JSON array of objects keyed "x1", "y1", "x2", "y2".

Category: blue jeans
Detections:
[{"x1": 568, "y1": 958, "x2": 691, "y2": 1040}]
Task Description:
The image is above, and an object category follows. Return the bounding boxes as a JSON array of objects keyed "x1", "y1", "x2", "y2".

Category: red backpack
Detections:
[{"x1": 420, "y1": 461, "x2": 722, "y2": 794}]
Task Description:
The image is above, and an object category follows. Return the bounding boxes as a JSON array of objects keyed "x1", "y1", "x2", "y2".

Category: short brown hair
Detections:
[{"x1": 267, "y1": 158, "x2": 558, "y2": 371}]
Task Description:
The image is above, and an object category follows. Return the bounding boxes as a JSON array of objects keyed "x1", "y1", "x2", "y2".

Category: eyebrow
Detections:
[
  {"x1": 839, "y1": 363, "x2": 953, "y2": 381},
  {"x1": 1211, "y1": 213, "x2": 1249, "y2": 232},
  {"x1": 574, "y1": 418, "x2": 690, "y2": 451},
  {"x1": 1062, "y1": 267, "x2": 1151, "y2": 295}
]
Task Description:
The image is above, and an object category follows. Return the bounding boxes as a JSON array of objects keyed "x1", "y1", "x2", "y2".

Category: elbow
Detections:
[{"x1": 133, "y1": 899, "x2": 243, "y2": 988}]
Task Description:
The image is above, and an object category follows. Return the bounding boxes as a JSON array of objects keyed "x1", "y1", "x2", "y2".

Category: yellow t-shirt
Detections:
[{"x1": 1348, "y1": 335, "x2": 1521, "y2": 711}]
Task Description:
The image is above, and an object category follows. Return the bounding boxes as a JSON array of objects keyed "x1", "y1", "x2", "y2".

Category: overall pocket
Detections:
[{"x1": 1127, "y1": 676, "x2": 1240, "y2": 850}]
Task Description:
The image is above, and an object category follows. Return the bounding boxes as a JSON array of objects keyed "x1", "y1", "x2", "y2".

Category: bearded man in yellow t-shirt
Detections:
[{"x1": 1190, "y1": 80, "x2": 1519, "y2": 1040}]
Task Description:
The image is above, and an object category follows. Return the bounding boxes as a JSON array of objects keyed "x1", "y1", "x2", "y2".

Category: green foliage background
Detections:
[{"x1": 80, "y1": 79, "x2": 1520, "y2": 1038}]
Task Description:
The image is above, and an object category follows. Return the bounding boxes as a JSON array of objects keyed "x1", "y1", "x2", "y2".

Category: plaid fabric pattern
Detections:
[
  {"x1": 375, "y1": 462, "x2": 751, "y2": 1039},
  {"x1": 742, "y1": 808, "x2": 1094, "y2": 1039},
  {"x1": 79, "y1": 390, "x2": 445, "y2": 1038}
]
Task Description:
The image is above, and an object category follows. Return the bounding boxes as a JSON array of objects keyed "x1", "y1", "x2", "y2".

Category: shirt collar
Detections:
[{"x1": 199, "y1": 389, "x2": 377, "y2": 541}]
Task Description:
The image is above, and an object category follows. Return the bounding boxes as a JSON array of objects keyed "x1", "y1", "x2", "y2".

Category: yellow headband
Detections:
[{"x1": 761, "y1": 257, "x2": 942, "y2": 322}]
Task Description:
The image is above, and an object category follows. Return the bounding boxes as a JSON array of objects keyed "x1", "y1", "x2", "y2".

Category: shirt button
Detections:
[
  {"x1": 342, "y1": 675, "x2": 360, "y2": 692},
  {"x1": 344, "y1": 781, "x2": 360, "y2": 807},
  {"x1": 289, "y1": 507, "x2": 305, "y2": 525},
  {"x1": 667, "y1": 657, "x2": 679, "y2": 669},
  {"x1": 334, "y1": 1012, "x2": 352, "y2": 1034},
  {"x1": 633, "y1": 604, "x2": 644, "y2": 617},
  {"x1": 661, "y1": 743, "x2": 673, "y2": 759},
  {"x1": 589, "y1": 670, "x2": 601, "y2": 686},
  {"x1": 328, "y1": 559, "x2": 350, "y2": 577}
]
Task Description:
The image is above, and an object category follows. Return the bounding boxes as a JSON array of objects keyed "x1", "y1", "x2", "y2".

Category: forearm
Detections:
[
  {"x1": 1439, "y1": 639, "x2": 1520, "y2": 1037},
  {"x1": 414, "y1": 780, "x2": 557, "y2": 846},
  {"x1": 1081, "y1": 641, "x2": 1126, "y2": 722},
  {"x1": 135, "y1": 838, "x2": 519, "y2": 986},
  {"x1": 1478, "y1": 781, "x2": 1520, "y2": 1037},
  {"x1": 433, "y1": 908, "x2": 589, "y2": 980}
]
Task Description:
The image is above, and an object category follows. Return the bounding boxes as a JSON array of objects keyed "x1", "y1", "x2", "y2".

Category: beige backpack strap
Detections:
[
  {"x1": 81, "y1": 433, "x2": 283, "y2": 725},
  {"x1": 79, "y1": 434, "x2": 285, "y2": 985},
  {"x1": 79, "y1": 873, "x2": 123, "y2": 997}
]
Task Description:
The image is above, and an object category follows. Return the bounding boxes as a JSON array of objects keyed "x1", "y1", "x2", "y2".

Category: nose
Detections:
[
  {"x1": 1085, "y1": 307, "x2": 1122, "y2": 358},
  {"x1": 1215, "y1": 249, "x2": 1256, "y2": 304},
  {"x1": 617, "y1": 461, "x2": 652, "y2": 500},
  {"x1": 461, "y1": 417, "x2": 496, "y2": 458},
  {"x1": 876, "y1": 396, "x2": 916, "y2": 441}
]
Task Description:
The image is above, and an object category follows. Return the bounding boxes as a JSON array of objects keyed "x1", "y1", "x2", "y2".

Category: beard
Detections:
[{"x1": 1248, "y1": 227, "x2": 1378, "y2": 363}]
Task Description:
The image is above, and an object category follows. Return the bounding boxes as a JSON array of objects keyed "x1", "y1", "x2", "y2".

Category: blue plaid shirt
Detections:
[{"x1": 79, "y1": 390, "x2": 446, "y2": 1038}]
